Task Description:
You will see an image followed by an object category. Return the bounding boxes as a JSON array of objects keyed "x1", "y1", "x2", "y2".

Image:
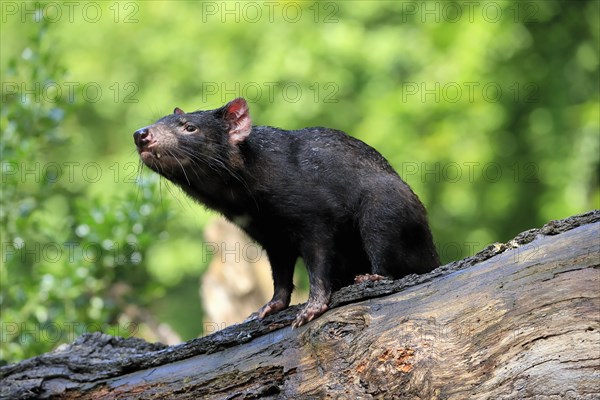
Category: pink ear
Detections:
[
  {"x1": 223, "y1": 98, "x2": 252, "y2": 145},
  {"x1": 174, "y1": 107, "x2": 185, "y2": 115}
]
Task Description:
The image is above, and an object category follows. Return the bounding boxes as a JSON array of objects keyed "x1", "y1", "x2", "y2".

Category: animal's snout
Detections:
[{"x1": 133, "y1": 127, "x2": 151, "y2": 148}]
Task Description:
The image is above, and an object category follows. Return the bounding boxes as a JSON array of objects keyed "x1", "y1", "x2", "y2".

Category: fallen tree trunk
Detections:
[{"x1": 2, "y1": 211, "x2": 599, "y2": 399}]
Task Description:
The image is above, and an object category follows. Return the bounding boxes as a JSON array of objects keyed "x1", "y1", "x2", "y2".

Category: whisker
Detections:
[
  {"x1": 177, "y1": 141, "x2": 259, "y2": 210},
  {"x1": 135, "y1": 160, "x2": 144, "y2": 204},
  {"x1": 167, "y1": 149, "x2": 191, "y2": 186}
]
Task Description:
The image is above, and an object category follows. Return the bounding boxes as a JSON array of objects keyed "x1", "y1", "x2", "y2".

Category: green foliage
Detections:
[
  {"x1": 1, "y1": 1, "x2": 598, "y2": 363},
  {"x1": 1, "y1": 16, "x2": 176, "y2": 363}
]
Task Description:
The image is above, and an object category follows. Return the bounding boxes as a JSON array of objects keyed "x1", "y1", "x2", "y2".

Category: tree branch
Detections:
[{"x1": 2, "y1": 211, "x2": 599, "y2": 399}]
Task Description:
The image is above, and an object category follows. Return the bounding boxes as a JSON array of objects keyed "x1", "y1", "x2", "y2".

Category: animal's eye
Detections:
[{"x1": 184, "y1": 124, "x2": 197, "y2": 133}]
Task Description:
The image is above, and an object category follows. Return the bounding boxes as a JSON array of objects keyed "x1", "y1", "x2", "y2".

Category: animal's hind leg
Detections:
[
  {"x1": 358, "y1": 201, "x2": 437, "y2": 279},
  {"x1": 357, "y1": 208, "x2": 405, "y2": 278}
]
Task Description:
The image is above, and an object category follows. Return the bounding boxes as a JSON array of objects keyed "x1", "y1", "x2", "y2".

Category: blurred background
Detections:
[{"x1": 1, "y1": 1, "x2": 598, "y2": 364}]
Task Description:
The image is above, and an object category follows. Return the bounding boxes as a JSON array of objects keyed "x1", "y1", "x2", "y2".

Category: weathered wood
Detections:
[{"x1": 2, "y1": 211, "x2": 599, "y2": 399}]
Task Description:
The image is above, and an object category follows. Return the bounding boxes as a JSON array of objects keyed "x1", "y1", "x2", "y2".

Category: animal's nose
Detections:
[{"x1": 133, "y1": 127, "x2": 150, "y2": 147}]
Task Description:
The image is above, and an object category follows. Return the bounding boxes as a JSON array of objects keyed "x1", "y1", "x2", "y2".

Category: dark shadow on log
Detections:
[{"x1": 2, "y1": 210, "x2": 599, "y2": 399}]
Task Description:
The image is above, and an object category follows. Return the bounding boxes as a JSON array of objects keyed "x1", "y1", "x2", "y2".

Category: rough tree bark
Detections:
[{"x1": 2, "y1": 211, "x2": 599, "y2": 400}]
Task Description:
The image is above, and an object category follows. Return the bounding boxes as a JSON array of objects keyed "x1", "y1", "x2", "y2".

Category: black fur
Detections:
[{"x1": 134, "y1": 98, "x2": 439, "y2": 327}]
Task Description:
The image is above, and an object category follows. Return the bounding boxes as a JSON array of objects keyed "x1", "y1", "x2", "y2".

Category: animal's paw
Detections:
[
  {"x1": 257, "y1": 299, "x2": 287, "y2": 319},
  {"x1": 354, "y1": 273, "x2": 387, "y2": 283},
  {"x1": 292, "y1": 301, "x2": 329, "y2": 328},
  {"x1": 243, "y1": 312, "x2": 259, "y2": 322}
]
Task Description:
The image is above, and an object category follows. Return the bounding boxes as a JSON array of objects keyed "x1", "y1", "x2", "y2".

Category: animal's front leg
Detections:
[
  {"x1": 292, "y1": 240, "x2": 334, "y2": 328},
  {"x1": 257, "y1": 249, "x2": 296, "y2": 319}
]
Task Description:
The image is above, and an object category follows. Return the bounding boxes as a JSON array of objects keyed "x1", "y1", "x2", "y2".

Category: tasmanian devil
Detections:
[{"x1": 133, "y1": 98, "x2": 439, "y2": 327}]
